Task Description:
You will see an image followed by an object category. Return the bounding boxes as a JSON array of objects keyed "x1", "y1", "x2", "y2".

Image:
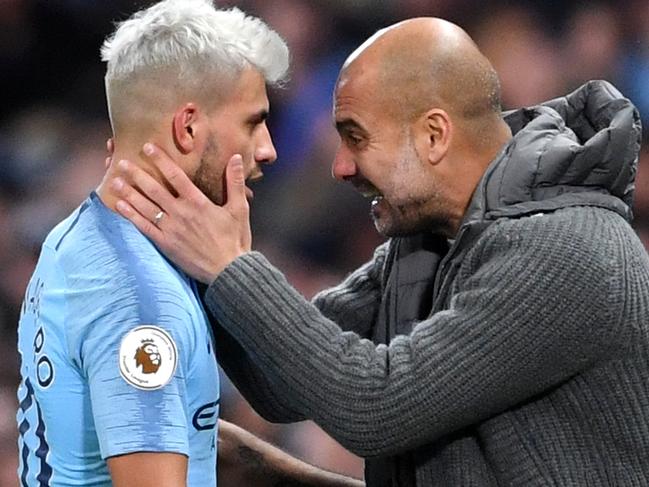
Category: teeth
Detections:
[
  {"x1": 359, "y1": 189, "x2": 381, "y2": 198},
  {"x1": 371, "y1": 196, "x2": 383, "y2": 207},
  {"x1": 247, "y1": 173, "x2": 263, "y2": 184}
]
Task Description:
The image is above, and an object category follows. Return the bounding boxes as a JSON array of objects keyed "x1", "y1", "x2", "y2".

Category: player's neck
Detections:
[{"x1": 96, "y1": 150, "x2": 161, "y2": 213}]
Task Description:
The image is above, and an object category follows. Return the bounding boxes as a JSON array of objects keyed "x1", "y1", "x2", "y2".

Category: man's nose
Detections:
[{"x1": 332, "y1": 146, "x2": 357, "y2": 181}]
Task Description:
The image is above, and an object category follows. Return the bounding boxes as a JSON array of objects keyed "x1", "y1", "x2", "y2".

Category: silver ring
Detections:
[{"x1": 153, "y1": 210, "x2": 165, "y2": 226}]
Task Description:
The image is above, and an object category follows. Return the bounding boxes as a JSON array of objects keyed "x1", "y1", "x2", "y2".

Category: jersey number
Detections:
[{"x1": 18, "y1": 326, "x2": 54, "y2": 486}]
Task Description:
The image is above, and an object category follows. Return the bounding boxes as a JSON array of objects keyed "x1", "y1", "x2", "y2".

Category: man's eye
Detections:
[{"x1": 347, "y1": 134, "x2": 363, "y2": 145}]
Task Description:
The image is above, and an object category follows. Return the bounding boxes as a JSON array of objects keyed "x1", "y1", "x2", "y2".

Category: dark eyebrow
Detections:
[
  {"x1": 248, "y1": 109, "x2": 269, "y2": 124},
  {"x1": 335, "y1": 118, "x2": 367, "y2": 136}
]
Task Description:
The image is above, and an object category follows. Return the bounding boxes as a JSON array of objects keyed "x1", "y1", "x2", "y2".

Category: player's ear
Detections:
[{"x1": 172, "y1": 103, "x2": 201, "y2": 155}]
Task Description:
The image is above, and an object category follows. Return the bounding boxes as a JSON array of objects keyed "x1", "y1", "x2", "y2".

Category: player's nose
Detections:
[{"x1": 255, "y1": 124, "x2": 277, "y2": 165}]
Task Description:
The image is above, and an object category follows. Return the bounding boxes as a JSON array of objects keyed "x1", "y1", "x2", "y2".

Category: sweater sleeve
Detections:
[
  {"x1": 207, "y1": 243, "x2": 387, "y2": 423},
  {"x1": 204, "y1": 209, "x2": 626, "y2": 458},
  {"x1": 311, "y1": 242, "x2": 388, "y2": 338},
  {"x1": 211, "y1": 319, "x2": 306, "y2": 423}
]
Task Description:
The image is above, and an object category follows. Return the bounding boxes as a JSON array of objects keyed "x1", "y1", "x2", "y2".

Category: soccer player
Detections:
[{"x1": 17, "y1": 1, "x2": 363, "y2": 486}]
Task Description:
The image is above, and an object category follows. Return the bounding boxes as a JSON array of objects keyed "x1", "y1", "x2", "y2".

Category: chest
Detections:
[{"x1": 372, "y1": 234, "x2": 471, "y2": 344}]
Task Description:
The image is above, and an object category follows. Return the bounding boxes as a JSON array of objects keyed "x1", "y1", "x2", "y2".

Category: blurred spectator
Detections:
[
  {"x1": 620, "y1": 0, "x2": 649, "y2": 131},
  {"x1": 472, "y1": 6, "x2": 564, "y2": 108},
  {"x1": 562, "y1": 4, "x2": 623, "y2": 89}
]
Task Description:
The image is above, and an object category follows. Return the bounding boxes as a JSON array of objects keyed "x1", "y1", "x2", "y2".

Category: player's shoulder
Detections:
[
  {"x1": 43, "y1": 196, "x2": 94, "y2": 255},
  {"x1": 46, "y1": 196, "x2": 198, "y2": 353},
  {"x1": 44, "y1": 193, "x2": 189, "y2": 301}
]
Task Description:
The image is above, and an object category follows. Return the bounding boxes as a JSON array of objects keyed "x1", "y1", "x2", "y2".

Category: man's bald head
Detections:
[
  {"x1": 332, "y1": 18, "x2": 512, "y2": 238},
  {"x1": 338, "y1": 18, "x2": 502, "y2": 127}
]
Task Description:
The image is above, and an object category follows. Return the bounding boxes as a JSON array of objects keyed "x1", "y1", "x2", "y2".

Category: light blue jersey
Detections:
[{"x1": 17, "y1": 192, "x2": 219, "y2": 486}]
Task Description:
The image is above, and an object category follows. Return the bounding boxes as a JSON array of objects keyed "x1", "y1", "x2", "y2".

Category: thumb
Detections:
[
  {"x1": 224, "y1": 154, "x2": 249, "y2": 216},
  {"x1": 105, "y1": 138, "x2": 115, "y2": 169}
]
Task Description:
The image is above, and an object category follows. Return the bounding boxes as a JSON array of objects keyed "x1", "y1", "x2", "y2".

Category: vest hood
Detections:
[{"x1": 466, "y1": 80, "x2": 642, "y2": 224}]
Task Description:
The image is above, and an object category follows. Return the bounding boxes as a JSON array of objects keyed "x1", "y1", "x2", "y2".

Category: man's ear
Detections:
[
  {"x1": 423, "y1": 108, "x2": 452, "y2": 165},
  {"x1": 172, "y1": 103, "x2": 200, "y2": 154}
]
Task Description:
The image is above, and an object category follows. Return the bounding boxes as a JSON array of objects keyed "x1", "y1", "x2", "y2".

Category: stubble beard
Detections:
[
  {"x1": 193, "y1": 134, "x2": 224, "y2": 205},
  {"x1": 372, "y1": 139, "x2": 450, "y2": 238},
  {"x1": 373, "y1": 194, "x2": 449, "y2": 237}
]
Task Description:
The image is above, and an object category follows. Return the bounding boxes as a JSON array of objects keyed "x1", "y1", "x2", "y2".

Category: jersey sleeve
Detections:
[{"x1": 66, "y1": 267, "x2": 196, "y2": 460}]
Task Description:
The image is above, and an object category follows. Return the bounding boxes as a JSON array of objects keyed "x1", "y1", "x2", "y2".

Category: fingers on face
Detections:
[
  {"x1": 114, "y1": 159, "x2": 175, "y2": 212},
  {"x1": 143, "y1": 143, "x2": 198, "y2": 200},
  {"x1": 225, "y1": 154, "x2": 249, "y2": 215},
  {"x1": 105, "y1": 138, "x2": 114, "y2": 169},
  {"x1": 111, "y1": 172, "x2": 165, "y2": 224},
  {"x1": 227, "y1": 154, "x2": 245, "y2": 184}
]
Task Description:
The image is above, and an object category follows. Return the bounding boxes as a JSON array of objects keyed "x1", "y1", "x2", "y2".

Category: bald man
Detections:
[{"x1": 112, "y1": 18, "x2": 647, "y2": 487}]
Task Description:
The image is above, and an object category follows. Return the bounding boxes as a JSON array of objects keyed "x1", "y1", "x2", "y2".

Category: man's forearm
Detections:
[
  {"x1": 218, "y1": 420, "x2": 364, "y2": 487},
  {"x1": 236, "y1": 443, "x2": 362, "y2": 487}
]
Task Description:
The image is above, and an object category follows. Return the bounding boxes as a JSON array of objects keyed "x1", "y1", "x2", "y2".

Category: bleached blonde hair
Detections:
[
  {"x1": 101, "y1": 0, "x2": 289, "y2": 86},
  {"x1": 101, "y1": 0, "x2": 289, "y2": 134}
]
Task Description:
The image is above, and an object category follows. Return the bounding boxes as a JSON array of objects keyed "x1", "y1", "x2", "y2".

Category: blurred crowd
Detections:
[{"x1": 1, "y1": 0, "x2": 648, "y2": 484}]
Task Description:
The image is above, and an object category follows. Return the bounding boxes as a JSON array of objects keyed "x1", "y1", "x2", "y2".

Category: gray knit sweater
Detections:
[{"x1": 207, "y1": 81, "x2": 649, "y2": 486}]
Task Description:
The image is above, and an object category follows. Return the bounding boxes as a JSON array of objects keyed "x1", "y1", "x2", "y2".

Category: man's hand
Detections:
[
  {"x1": 106, "y1": 138, "x2": 114, "y2": 169},
  {"x1": 111, "y1": 143, "x2": 251, "y2": 284}
]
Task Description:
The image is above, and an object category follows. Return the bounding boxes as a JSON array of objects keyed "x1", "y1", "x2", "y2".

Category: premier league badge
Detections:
[{"x1": 119, "y1": 325, "x2": 178, "y2": 390}]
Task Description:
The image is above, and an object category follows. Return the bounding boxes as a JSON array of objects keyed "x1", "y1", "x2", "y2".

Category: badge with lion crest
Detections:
[{"x1": 119, "y1": 325, "x2": 178, "y2": 390}]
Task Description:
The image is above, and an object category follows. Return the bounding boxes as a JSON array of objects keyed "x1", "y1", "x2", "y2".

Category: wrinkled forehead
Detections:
[
  {"x1": 333, "y1": 76, "x2": 366, "y2": 125},
  {"x1": 334, "y1": 59, "x2": 380, "y2": 101},
  {"x1": 333, "y1": 59, "x2": 388, "y2": 125}
]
